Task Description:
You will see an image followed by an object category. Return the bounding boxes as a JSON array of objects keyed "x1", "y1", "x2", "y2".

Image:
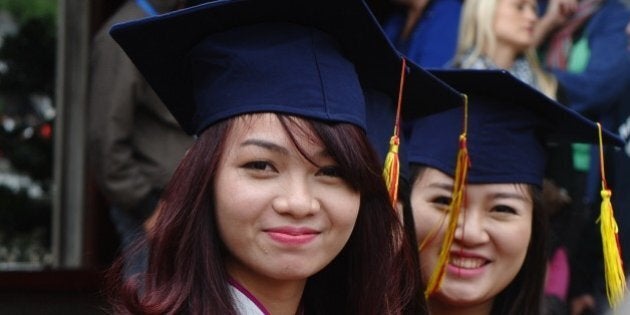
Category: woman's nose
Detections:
[
  {"x1": 272, "y1": 177, "x2": 320, "y2": 217},
  {"x1": 454, "y1": 210, "x2": 489, "y2": 246}
]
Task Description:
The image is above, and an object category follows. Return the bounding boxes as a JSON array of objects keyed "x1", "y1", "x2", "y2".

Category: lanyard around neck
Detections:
[{"x1": 136, "y1": 0, "x2": 159, "y2": 16}]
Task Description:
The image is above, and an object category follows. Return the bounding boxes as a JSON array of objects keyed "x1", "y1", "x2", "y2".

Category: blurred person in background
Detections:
[
  {"x1": 452, "y1": 0, "x2": 558, "y2": 97},
  {"x1": 87, "y1": 0, "x2": 194, "y2": 251},
  {"x1": 380, "y1": 0, "x2": 464, "y2": 68},
  {"x1": 536, "y1": 1, "x2": 630, "y2": 314}
]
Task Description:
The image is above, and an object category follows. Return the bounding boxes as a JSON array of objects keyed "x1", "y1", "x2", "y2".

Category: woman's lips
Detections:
[
  {"x1": 265, "y1": 227, "x2": 320, "y2": 245},
  {"x1": 447, "y1": 252, "x2": 490, "y2": 278}
]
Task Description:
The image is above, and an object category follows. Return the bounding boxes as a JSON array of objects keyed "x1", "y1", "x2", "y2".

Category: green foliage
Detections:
[
  {"x1": 0, "y1": 0, "x2": 56, "y2": 23},
  {"x1": 0, "y1": 1, "x2": 56, "y2": 264},
  {"x1": 0, "y1": 127, "x2": 53, "y2": 180}
]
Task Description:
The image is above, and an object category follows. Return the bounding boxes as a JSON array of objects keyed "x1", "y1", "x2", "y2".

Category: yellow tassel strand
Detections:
[
  {"x1": 595, "y1": 122, "x2": 626, "y2": 308},
  {"x1": 382, "y1": 58, "x2": 406, "y2": 207},
  {"x1": 424, "y1": 94, "x2": 470, "y2": 298},
  {"x1": 383, "y1": 135, "x2": 400, "y2": 206}
]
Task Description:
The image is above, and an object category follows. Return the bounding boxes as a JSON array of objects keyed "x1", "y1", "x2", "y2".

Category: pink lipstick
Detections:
[{"x1": 265, "y1": 227, "x2": 319, "y2": 245}]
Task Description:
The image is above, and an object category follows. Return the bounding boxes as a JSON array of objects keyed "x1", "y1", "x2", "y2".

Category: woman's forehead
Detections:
[
  {"x1": 227, "y1": 114, "x2": 325, "y2": 154},
  {"x1": 415, "y1": 167, "x2": 532, "y2": 198}
]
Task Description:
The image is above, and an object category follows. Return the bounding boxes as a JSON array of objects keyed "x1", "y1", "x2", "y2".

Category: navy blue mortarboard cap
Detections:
[
  {"x1": 110, "y1": 0, "x2": 462, "y2": 136},
  {"x1": 407, "y1": 70, "x2": 624, "y2": 187}
]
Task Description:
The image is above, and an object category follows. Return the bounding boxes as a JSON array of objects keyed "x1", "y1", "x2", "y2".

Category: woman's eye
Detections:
[
  {"x1": 430, "y1": 196, "x2": 452, "y2": 211},
  {"x1": 432, "y1": 196, "x2": 452, "y2": 206},
  {"x1": 492, "y1": 205, "x2": 517, "y2": 214},
  {"x1": 242, "y1": 161, "x2": 276, "y2": 172},
  {"x1": 516, "y1": 2, "x2": 535, "y2": 12},
  {"x1": 317, "y1": 165, "x2": 342, "y2": 178}
]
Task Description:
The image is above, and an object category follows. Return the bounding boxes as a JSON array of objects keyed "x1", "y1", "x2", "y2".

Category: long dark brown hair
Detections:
[
  {"x1": 107, "y1": 113, "x2": 420, "y2": 314},
  {"x1": 406, "y1": 164, "x2": 548, "y2": 315}
]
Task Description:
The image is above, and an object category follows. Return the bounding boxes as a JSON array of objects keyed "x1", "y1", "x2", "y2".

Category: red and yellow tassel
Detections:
[
  {"x1": 595, "y1": 122, "x2": 626, "y2": 308},
  {"x1": 424, "y1": 94, "x2": 470, "y2": 298},
  {"x1": 383, "y1": 135, "x2": 400, "y2": 206},
  {"x1": 382, "y1": 58, "x2": 406, "y2": 207}
]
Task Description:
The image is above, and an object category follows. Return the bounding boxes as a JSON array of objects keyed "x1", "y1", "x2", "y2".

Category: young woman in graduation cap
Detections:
[
  {"x1": 403, "y1": 69, "x2": 625, "y2": 315},
  {"x1": 104, "y1": 0, "x2": 463, "y2": 314}
]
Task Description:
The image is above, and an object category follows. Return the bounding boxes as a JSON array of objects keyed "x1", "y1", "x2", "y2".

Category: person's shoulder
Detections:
[
  {"x1": 100, "y1": 1, "x2": 146, "y2": 35},
  {"x1": 92, "y1": 1, "x2": 146, "y2": 47},
  {"x1": 588, "y1": 0, "x2": 630, "y2": 33}
]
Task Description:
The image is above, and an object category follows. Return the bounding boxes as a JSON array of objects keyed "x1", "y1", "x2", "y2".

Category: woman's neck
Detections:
[
  {"x1": 228, "y1": 266, "x2": 306, "y2": 315},
  {"x1": 250, "y1": 280, "x2": 305, "y2": 315},
  {"x1": 429, "y1": 298, "x2": 493, "y2": 315},
  {"x1": 487, "y1": 44, "x2": 518, "y2": 69}
]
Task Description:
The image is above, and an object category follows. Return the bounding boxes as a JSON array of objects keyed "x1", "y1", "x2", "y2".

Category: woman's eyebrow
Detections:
[
  {"x1": 242, "y1": 138, "x2": 331, "y2": 161},
  {"x1": 491, "y1": 192, "x2": 530, "y2": 202},
  {"x1": 427, "y1": 182, "x2": 454, "y2": 191},
  {"x1": 240, "y1": 139, "x2": 289, "y2": 155}
]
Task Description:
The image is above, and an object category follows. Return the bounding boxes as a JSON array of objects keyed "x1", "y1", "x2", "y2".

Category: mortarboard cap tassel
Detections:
[
  {"x1": 596, "y1": 122, "x2": 627, "y2": 308},
  {"x1": 382, "y1": 58, "x2": 407, "y2": 207},
  {"x1": 424, "y1": 94, "x2": 470, "y2": 298}
]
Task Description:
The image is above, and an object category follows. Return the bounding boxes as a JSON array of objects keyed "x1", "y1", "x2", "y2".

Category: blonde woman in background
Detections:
[{"x1": 452, "y1": 0, "x2": 558, "y2": 97}]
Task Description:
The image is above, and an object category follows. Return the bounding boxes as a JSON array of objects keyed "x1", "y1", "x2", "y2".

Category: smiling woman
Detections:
[
  {"x1": 135, "y1": 110, "x2": 388, "y2": 314},
  {"x1": 410, "y1": 166, "x2": 539, "y2": 315},
  {"x1": 214, "y1": 114, "x2": 362, "y2": 306},
  {"x1": 403, "y1": 69, "x2": 623, "y2": 315},
  {"x1": 102, "y1": 0, "x2": 464, "y2": 313}
]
